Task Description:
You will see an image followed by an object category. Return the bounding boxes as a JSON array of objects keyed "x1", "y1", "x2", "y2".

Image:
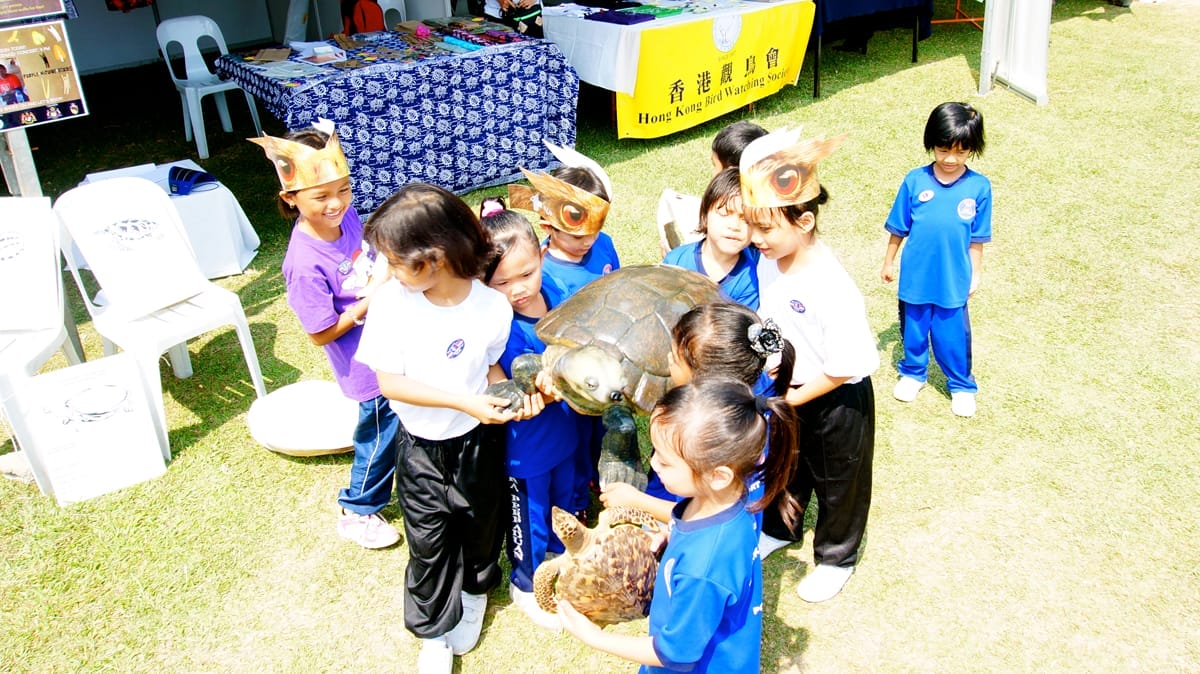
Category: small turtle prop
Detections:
[
  {"x1": 486, "y1": 265, "x2": 722, "y2": 489},
  {"x1": 532, "y1": 506, "x2": 662, "y2": 626}
]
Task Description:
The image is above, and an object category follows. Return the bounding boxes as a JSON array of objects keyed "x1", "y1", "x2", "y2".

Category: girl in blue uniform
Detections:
[
  {"x1": 559, "y1": 379, "x2": 799, "y2": 674},
  {"x1": 480, "y1": 197, "x2": 583, "y2": 631},
  {"x1": 881, "y1": 101, "x2": 991, "y2": 418},
  {"x1": 662, "y1": 169, "x2": 761, "y2": 309}
]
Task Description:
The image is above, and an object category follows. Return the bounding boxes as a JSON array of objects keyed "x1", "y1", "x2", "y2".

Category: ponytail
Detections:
[{"x1": 749, "y1": 395, "x2": 800, "y2": 529}]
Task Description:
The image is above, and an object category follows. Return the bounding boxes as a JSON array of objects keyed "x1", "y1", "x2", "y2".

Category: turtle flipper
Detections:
[
  {"x1": 598, "y1": 406, "x2": 647, "y2": 491},
  {"x1": 483, "y1": 353, "x2": 544, "y2": 413},
  {"x1": 531, "y1": 557, "x2": 564, "y2": 614}
]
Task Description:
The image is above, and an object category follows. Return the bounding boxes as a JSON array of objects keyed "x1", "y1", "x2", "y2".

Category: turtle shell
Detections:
[{"x1": 535, "y1": 265, "x2": 723, "y2": 414}]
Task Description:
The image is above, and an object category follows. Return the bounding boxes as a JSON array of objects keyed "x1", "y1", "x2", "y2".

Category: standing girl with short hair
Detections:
[{"x1": 355, "y1": 184, "x2": 517, "y2": 674}]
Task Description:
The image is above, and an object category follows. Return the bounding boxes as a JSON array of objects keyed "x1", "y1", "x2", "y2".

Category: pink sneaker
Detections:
[{"x1": 337, "y1": 510, "x2": 401, "y2": 549}]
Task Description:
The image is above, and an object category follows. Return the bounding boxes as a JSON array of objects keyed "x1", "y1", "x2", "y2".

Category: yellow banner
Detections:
[{"x1": 615, "y1": 1, "x2": 814, "y2": 139}]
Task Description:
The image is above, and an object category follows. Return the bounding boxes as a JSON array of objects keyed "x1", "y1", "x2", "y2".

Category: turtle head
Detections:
[
  {"x1": 548, "y1": 344, "x2": 627, "y2": 416},
  {"x1": 550, "y1": 506, "x2": 589, "y2": 554}
]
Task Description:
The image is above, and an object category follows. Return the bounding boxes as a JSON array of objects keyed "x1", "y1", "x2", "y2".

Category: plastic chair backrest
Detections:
[
  {"x1": 156, "y1": 15, "x2": 229, "y2": 85},
  {"x1": 0, "y1": 197, "x2": 62, "y2": 332},
  {"x1": 54, "y1": 177, "x2": 209, "y2": 321},
  {"x1": 376, "y1": 0, "x2": 407, "y2": 27}
]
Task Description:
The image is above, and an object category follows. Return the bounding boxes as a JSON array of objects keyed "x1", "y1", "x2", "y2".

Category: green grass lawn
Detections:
[{"x1": 3, "y1": 1, "x2": 1199, "y2": 671}]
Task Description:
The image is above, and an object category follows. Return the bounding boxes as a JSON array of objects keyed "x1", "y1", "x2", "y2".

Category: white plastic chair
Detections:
[
  {"x1": 54, "y1": 177, "x2": 268, "y2": 461},
  {"x1": 156, "y1": 15, "x2": 263, "y2": 160},
  {"x1": 0, "y1": 197, "x2": 84, "y2": 481},
  {"x1": 656, "y1": 188, "x2": 704, "y2": 257},
  {"x1": 377, "y1": 0, "x2": 408, "y2": 27}
]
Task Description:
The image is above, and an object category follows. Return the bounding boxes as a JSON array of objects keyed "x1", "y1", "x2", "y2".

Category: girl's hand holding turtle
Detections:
[
  {"x1": 511, "y1": 391, "x2": 547, "y2": 422},
  {"x1": 464, "y1": 394, "x2": 520, "y2": 425},
  {"x1": 557, "y1": 600, "x2": 601, "y2": 642}
]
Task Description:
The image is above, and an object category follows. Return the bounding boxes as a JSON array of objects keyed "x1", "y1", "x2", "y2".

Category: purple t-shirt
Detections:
[{"x1": 281, "y1": 207, "x2": 381, "y2": 402}]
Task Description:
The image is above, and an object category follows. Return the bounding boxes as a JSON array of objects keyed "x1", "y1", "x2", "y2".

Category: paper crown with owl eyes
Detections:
[
  {"x1": 507, "y1": 141, "x2": 612, "y2": 236},
  {"x1": 248, "y1": 118, "x2": 350, "y2": 192},
  {"x1": 738, "y1": 127, "x2": 846, "y2": 208}
]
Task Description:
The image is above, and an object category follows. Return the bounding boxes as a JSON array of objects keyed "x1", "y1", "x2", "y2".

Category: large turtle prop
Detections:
[
  {"x1": 532, "y1": 505, "x2": 662, "y2": 625},
  {"x1": 486, "y1": 265, "x2": 723, "y2": 489}
]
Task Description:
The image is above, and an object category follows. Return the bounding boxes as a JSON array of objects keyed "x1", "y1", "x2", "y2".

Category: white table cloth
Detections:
[{"x1": 80, "y1": 160, "x2": 260, "y2": 279}]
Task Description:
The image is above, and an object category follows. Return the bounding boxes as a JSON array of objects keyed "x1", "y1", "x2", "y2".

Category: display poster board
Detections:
[
  {"x1": 978, "y1": 0, "x2": 1050, "y2": 105},
  {"x1": 17, "y1": 352, "x2": 166, "y2": 506},
  {"x1": 615, "y1": 1, "x2": 814, "y2": 139},
  {"x1": 0, "y1": 0, "x2": 66, "y2": 23},
  {"x1": 0, "y1": 19, "x2": 87, "y2": 131}
]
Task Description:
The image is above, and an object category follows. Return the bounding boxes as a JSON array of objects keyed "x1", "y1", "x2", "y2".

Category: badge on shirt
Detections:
[
  {"x1": 790, "y1": 299, "x2": 806, "y2": 314},
  {"x1": 918, "y1": 189, "x2": 934, "y2": 203},
  {"x1": 957, "y1": 198, "x2": 977, "y2": 219},
  {"x1": 446, "y1": 338, "x2": 465, "y2": 359}
]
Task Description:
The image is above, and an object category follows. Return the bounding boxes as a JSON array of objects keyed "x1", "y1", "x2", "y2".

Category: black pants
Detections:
[
  {"x1": 763, "y1": 377, "x2": 875, "y2": 568},
  {"x1": 398, "y1": 424, "x2": 506, "y2": 638}
]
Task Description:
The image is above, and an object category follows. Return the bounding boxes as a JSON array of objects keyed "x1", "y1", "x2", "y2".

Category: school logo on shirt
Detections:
[
  {"x1": 958, "y1": 198, "x2": 977, "y2": 220},
  {"x1": 918, "y1": 189, "x2": 934, "y2": 203},
  {"x1": 446, "y1": 338, "x2": 465, "y2": 359},
  {"x1": 662, "y1": 557, "x2": 675, "y2": 597},
  {"x1": 602, "y1": 264, "x2": 613, "y2": 275},
  {"x1": 790, "y1": 299, "x2": 806, "y2": 313}
]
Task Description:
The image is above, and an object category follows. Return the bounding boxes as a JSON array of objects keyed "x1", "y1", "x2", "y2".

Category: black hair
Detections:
[
  {"x1": 651, "y1": 379, "x2": 800, "y2": 527},
  {"x1": 742, "y1": 185, "x2": 831, "y2": 235},
  {"x1": 273, "y1": 127, "x2": 331, "y2": 221},
  {"x1": 924, "y1": 102, "x2": 985, "y2": 156},
  {"x1": 363, "y1": 183, "x2": 493, "y2": 279},
  {"x1": 550, "y1": 166, "x2": 609, "y2": 202},
  {"x1": 712, "y1": 121, "x2": 768, "y2": 169},
  {"x1": 696, "y1": 168, "x2": 743, "y2": 235},
  {"x1": 672, "y1": 301, "x2": 795, "y2": 396},
  {"x1": 480, "y1": 196, "x2": 541, "y2": 283}
]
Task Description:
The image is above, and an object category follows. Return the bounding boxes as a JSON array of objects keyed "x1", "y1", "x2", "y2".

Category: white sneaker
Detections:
[
  {"x1": 445, "y1": 592, "x2": 487, "y2": 655},
  {"x1": 758, "y1": 532, "x2": 794, "y2": 559},
  {"x1": 509, "y1": 583, "x2": 562, "y2": 631},
  {"x1": 797, "y1": 564, "x2": 854, "y2": 603},
  {"x1": 417, "y1": 636, "x2": 453, "y2": 674},
  {"x1": 951, "y1": 392, "x2": 977, "y2": 418},
  {"x1": 893, "y1": 376, "x2": 924, "y2": 402}
]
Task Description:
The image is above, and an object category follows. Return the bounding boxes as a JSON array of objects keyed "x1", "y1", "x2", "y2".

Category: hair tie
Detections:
[
  {"x1": 748, "y1": 318, "x2": 783, "y2": 357},
  {"x1": 754, "y1": 395, "x2": 772, "y2": 416},
  {"x1": 480, "y1": 197, "x2": 505, "y2": 217}
]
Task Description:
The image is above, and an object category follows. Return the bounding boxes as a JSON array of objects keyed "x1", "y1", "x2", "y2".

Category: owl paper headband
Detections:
[
  {"x1": 739, "y1": 127, "x2": 846, "y2": 208},
  {"x1": 508, "y1": 167, "x2": 611, "y2": 236},
  {"x1": 249, "y1": 118, "x2": 351, "y2": 192}
]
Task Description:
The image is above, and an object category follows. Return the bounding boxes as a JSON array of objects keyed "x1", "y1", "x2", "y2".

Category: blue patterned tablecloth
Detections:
[{"x1": 216, "y1": 34, "x2": 580, "y2": 214}]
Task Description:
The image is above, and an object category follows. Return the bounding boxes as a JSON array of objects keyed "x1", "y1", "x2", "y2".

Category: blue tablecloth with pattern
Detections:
[{"x1": 216, "y1": 33, "x2": 579, "y2": 214}]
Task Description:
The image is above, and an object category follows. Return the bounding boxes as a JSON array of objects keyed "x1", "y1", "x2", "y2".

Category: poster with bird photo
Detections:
[{"x1": 0, "y1": 19, "x2": 87, "y2": 130}]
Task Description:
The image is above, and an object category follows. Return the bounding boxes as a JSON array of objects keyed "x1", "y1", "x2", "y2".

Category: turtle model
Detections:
[
  {"x1": 485, "y1": 265, "x2": 723, "y2": 489},
  {"x1": 532, "y1": 505, "x2": 662, "y2": 626}
]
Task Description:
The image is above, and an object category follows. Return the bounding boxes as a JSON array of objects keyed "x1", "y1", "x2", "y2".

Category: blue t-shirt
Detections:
[
  {"x1": 643, "y1": 496, "x2": 762, "y2": 674},
  {"x1": 540, "y1": 231, "x2": 620, "y2": 296},
  {"x1": 499, "y1": 277, "x2": 582, "y2": 478},
  {"x1": 663, "y1": 240, "x2": 760, "y2": 311},
  {"x1": 885, "y1": 164, "x2": 992, "y2": 309}
]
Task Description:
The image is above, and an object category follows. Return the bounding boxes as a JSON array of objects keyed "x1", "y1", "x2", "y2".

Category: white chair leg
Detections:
[
  {"x1": 166, "y1": 342, "x2": 193, "y2": 379},
  {"x1": 214, "y1": 91, "x2": 233, "y2": 133},
  {"x1": 179, "y1": 91, "x2": 193, "y2": 142},
  {"x1": 242, "y1": 90, "x2": 263, "y2": 137},
  {"x1": 232, "y1": 315, "x2": 267, "y2": 398},
  {"x1": 186, "y1": 90, "x2": 209, "y2": 159},
  {"x1": 135, "y1": 353, "x2": 172, "y2": 462}
]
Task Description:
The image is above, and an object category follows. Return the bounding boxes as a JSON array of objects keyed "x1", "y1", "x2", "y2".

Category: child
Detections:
[
  {"x1": 601, "y1": 301, "x2": 795, "y2": 522},
  {"x1": 710, "y1": 120, "x2": 768, "y2": 174},
  {"x1": 479, "y1": 197, "x2": 583, "y2": 631},
  {"x1": 662, "y1": 168, "x2": 761, "y2": 310},
  {"x1": 354, "y1": 184, "x2": 518, "y2": 674},
  {"x1": 519, "y1": 157, "x2": 620, "y2": 517},
  {"x1": 881, "y1": 101, "x2": 991, "y2": 418},
  {"x1": 741, "y1": 128, "x2": 880, "y2": 603},
  {"x1": 560, "y1": 379, "x2": 799, "y2": 674},
  {"x1": 251, "y1": 120, "x2": 402, "y2": 550}
]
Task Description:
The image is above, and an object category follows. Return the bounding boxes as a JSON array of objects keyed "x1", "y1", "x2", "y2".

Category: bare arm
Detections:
[
  {"x1": 600, "y1": 483, "x2": 674, "y2": 523},
  {"x1": 968, "y1": 242, "x2": 983, "y2": 296},
  {"x1": 881, "y1": 234, "x2": 903, "y2": 283},
  {"x1": 377, "y1": 370, "x2": 516, "y2": 425},
  {"x1": 784, "y1": 373, "x2": 851, "y2": 408},
  {"x1": 310, "y1": 256, "x2": 391, "y2": 347},
  {"x1": 558, "y1": 601, "x2": 663, "y2": 667}
]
